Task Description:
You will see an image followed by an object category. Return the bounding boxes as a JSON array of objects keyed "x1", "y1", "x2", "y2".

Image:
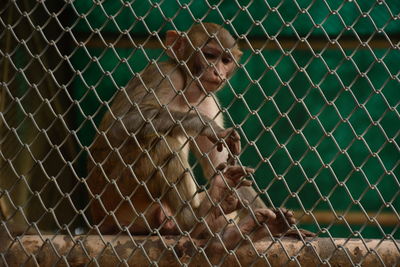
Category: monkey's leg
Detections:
[
  {"x1": 152, "y1": 200, "x2": 179, "y2": 234},
  {"x1": 107, "y1": 199, "x2": 180, "y2": 235}
]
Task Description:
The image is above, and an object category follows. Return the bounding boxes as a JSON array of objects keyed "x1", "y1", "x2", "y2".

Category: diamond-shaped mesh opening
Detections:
[{"x1": 1, "y1": 0, "x2": 399, "y2": 266}]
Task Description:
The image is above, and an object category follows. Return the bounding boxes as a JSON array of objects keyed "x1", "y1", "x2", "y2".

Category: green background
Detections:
[{"x1": 71, "y1": 0, "x2": 400, "y2": 239}]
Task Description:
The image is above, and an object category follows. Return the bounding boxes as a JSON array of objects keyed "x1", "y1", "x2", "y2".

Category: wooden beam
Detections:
[
  {"x1": 1, "y1": 235, "x2": 399, "y2": 266},
  {"x1": 77, "y1": 33, "x2": 400, "y2": 50},
  {"x1": 296, "y1": 210, "x2": 398, "y2": 226}
]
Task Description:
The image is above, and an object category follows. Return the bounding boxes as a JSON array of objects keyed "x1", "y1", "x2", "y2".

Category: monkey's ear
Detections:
[
  {"x1": 165, "y1": 30, "x2": 187, "y2": 59},
  {"x1": 233, "y1": 48, "x2": 243, "y2": 60}
]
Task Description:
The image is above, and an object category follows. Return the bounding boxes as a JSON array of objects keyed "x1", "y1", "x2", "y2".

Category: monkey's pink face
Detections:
[{"x1": 197, "y1": 43, "x2": 236, "y2": 92}]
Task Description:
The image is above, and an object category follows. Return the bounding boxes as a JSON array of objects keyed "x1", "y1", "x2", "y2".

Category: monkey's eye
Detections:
[
  {"x1": 203, "y1": 52, "x2": 217, "y2": 60},
  {"x1": 222, "y1": 57, "x2": 232, "y2": 64}
]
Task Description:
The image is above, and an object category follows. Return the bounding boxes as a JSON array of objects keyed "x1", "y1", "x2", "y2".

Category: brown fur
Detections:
[{"x1": 86, "y1": 23, "x2": 313, "y2": 256}]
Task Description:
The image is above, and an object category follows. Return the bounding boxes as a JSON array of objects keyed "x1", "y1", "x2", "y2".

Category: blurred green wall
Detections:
[{"x1": 71, "y1": 0, "x2": 400, "y2": 239}]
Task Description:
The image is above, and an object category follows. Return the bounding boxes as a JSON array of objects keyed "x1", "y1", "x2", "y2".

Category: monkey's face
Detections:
[
  {"x1": 165, "y1": 24, "x2": 242, "y2": 93},
  {"x1": 196, "y1": 41, "x2": 236, "y2": 92}
]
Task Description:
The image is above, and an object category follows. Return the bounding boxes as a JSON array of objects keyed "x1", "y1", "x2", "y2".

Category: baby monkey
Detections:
[{"x1": 87, "y1": 23, "x2": 309, "y2": 253}]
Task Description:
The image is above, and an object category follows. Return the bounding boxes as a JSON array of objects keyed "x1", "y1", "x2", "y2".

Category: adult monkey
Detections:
[{"x1": 86, "y1": 23, "x2": 309, "y2": 251}]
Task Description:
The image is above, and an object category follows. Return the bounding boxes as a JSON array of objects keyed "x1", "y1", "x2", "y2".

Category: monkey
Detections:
[{"x1": 86, "y1": 23, "x2": 313, "y2": 253}]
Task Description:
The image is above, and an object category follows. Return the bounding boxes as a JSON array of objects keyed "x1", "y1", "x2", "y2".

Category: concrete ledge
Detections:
[{"x1": 1, "y1": 235, "x2": 399, "y2": 266}]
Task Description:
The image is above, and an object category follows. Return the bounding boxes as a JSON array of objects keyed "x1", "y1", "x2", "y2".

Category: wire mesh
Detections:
[{"x1": 0, "y1": 0, "x2": 399, "y2": 266}]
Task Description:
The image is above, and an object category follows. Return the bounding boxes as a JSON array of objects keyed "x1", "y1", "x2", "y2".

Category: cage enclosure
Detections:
[{"x1": 0, "y1": 0, "x2": 399, "y2": 266}]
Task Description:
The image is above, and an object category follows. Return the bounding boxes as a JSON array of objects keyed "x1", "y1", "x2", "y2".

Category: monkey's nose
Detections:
[{"x1": 213, "y1": 69, "x2": 225, "y2": 81}]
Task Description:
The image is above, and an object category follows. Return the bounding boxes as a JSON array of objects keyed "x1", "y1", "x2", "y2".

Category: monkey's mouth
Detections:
[{"x1": 201, "y1": 79, "x2": 222, "y2": 88}]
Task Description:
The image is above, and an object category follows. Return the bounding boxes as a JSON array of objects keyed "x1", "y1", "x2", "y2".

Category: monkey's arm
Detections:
[
  {"x1": 188, "y1": 98, "x2": 267, "y2": 210},
  {"x1": 108, "y1": 106, "x2": 240, "y2": 155}
]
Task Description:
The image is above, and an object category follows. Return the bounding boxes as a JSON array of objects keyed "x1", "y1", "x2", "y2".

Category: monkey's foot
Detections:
[
  {"x1": 237, "y1": 208, "x2": 313, "y2": 239},
  {"x1": 264, "y1": 208, "x2": 296, "y2": 235},
  {"x1": 238, "y1": 208, "x2": 277, "y2": 234},
  {"x1": 267, "y1": 208, "x2": 316, "y2": 238},
  {"x1": 282, "y1": 228, "x2": 316, "y2": 239}
]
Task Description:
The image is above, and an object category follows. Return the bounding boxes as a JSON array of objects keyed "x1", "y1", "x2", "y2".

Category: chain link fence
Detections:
[{"x1": 1, "y1": 0, "x2": 399, "y2": 266}]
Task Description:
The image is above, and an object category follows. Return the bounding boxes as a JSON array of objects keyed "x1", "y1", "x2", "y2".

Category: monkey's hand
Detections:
[
  {"x1": 210, "y1": 164, "x2": 254, "y2": 215},
  {"x1": 206, "y1": 127, "x2": 241, "y2": 158},
  {"x1": 213, "y1": 163, "x2": 254, "y2": 189}
]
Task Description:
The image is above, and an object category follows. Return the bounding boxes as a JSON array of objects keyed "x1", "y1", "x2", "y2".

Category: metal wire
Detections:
[{"x1": 0, "y1": 0, "x2": 399, "y2": 266}]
